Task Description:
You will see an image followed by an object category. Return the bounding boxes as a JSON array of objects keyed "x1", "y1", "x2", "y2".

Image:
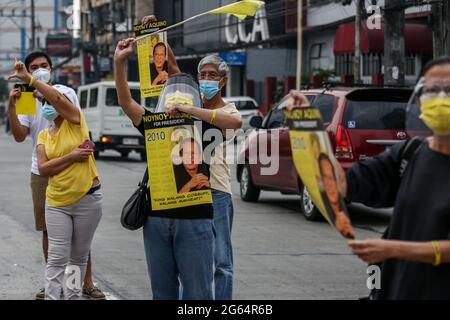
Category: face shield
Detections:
[
  {"x1": 155, "y1": 74, "x2": 203, "y2": 114},
  {"x1": 406, "y1": 77, "x2": 450, "y2": 137}
]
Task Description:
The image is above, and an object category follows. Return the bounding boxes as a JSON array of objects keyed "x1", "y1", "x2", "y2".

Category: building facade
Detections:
[
  {"x1": 0, "y1": 0, "x2": 66, "y2": 76},
  {"x1": 154, "y1": 0, "x2": 298, "y2": 110},
  {"x1": 154, "y1": 0, "x2": 433, "y2": 110},
  {"x1": 304, "y1": 0, "x2": 433, "y2": 86}
]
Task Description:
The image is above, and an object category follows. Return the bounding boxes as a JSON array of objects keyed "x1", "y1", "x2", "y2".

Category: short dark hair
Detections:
[
  {"x1": 421, "y1": 56, "x2": 450, "y2": 77},
  {"x1": 153, "y1": 42, "x2": 166, "y2": 55},
  {"x1": 24, "y1": 51, "x2": 53, "y2": 72}
]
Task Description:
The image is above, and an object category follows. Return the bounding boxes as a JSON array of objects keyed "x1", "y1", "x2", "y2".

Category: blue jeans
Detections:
[
  {"x1": 212, "y1": 189, "x2": 234, "y2": 300},
  {"x1": 143, "y1": 216, "x2": 214, "y2": 300}
]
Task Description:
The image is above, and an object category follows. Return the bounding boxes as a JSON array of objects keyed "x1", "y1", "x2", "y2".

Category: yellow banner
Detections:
[
  {"x1": 285, "y1": 107, "x2": 355, "y2": 240},
  {"x1": 208, "y1": 0, "x2": 265, "y2": 20},
  {"x1": 15, "y1": 84, "x2": 36, "y2": 115}
]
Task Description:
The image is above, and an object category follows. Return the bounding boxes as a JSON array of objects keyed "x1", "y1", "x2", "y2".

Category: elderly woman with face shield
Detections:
[{"x1": 288, "y1": 57, "x2": 450, "y2": 299}]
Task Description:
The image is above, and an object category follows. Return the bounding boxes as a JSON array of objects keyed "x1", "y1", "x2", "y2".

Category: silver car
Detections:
[{"x1": 223, "y1": 96, "x2": 261, "y2": 132}]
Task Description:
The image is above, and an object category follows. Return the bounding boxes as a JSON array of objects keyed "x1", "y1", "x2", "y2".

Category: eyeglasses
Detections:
[
  {"x1": 421, "y1": 83, "x2": 450, "y2": 97},
  {"x1": 198, "y1": 72, "x2": 221, "y2": 80}
]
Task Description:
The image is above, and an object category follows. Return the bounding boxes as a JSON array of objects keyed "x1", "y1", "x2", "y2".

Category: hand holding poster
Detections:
[
  {"x1": 284, "y1": 106, "x2": 355, "y2": 240},
  {"x1": 134, "y1": 20, "x2": 169, "y2": 98}
]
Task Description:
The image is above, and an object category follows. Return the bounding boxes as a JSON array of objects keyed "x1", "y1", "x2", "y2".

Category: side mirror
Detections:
[{"x1": 249, "y1": 115, "x2": 263, "y2": 129}]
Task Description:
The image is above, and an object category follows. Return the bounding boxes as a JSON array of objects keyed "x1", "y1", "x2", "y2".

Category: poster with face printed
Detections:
[
  {"x1": 284, "y1": 107, "x2": 355, "y2": 240},
  {"x1": 134, "y1": 20, "x2": 169, "y2": 98},
  {"x1": 142, "y1": 112, "x2": 213, "y2": 211}
]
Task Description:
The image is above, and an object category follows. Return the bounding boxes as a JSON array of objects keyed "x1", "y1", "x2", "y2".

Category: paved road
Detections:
[{"x1": 0, "y1": 129, "x2": 391, "y2": 300}]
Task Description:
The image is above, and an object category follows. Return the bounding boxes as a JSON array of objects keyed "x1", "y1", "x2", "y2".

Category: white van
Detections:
[{"x1": 77, "y1": 81, "x2": 158, "y2": 161}]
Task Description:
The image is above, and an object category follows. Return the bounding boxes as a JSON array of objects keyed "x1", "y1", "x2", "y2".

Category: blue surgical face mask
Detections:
[
  {"x1": 199, "y1": 80, "x2": 221, "y2": 100},
  {"x1": 41, "y1": 102, "x2": 59, "y2": 122}
]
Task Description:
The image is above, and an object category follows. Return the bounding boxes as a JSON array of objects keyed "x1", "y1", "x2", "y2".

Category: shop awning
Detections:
[{"x1": 333, "y1": 22, "x2": 433, "y2": 55}]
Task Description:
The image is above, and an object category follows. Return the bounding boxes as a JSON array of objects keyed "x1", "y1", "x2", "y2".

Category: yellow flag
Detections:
[
  {"x1": 208, "y1": 0, "x2": 265, "y2": 20},
  {"x1": 16, "y1": 91, "x2": 37, "y2": 115}
]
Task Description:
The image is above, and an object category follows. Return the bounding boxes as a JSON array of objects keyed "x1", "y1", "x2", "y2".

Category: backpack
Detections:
[{"x1": 398, "y1": 136, "x2": 425, "y2": 178}]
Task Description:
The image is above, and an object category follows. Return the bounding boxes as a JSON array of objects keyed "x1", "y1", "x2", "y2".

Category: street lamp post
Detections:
[
  {"x1": 354, "y1": 0, "x2": 362, "y2": 84},
  {"x1": 296, "y1": 0, "x2": 303, "y2": 90}
]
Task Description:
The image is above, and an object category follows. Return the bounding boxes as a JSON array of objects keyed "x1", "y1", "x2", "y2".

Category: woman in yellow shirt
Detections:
[{"x1": 9, "y1": 60, "x2": 102, "y2": 300}]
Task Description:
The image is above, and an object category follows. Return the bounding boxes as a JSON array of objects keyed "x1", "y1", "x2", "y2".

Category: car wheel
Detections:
[
  {"x1": 93, "y1": 150, "x2": 100, "y2": 159},
  {"x1": 139, "y1": 150, "x2": 147, "y2": 162},
  {"x1": 300, "y1": 185, "x2": 323, "y2": 221},
  {"x1": 240, "y1": 165, "x2": 260, "y2": 202}
]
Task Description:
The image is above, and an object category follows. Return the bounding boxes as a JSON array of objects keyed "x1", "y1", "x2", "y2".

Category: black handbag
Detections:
[{"x1": 121, "y1": 169, "x2": 149, "y2": 230}]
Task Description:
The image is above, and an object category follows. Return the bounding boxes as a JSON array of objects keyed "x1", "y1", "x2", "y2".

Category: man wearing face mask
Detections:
[
  {"x1": 7, "y1": 51, "x2": 105, "y2": 300},
  {"x1": 287, "y1": 56, "x2": 450, "y2": 299}
]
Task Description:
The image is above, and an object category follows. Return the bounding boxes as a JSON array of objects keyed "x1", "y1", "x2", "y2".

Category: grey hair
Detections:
[{"x1": 197, "y1": 54, "x2": 229, "y2": 76}]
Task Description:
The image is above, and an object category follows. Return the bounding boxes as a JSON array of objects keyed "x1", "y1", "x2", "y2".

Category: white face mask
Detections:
[{"x1": 31, "y1": 68, "x2": 51, "y2": 83}]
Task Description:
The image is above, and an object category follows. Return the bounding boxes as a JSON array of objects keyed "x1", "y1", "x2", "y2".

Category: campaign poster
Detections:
[
  {"x1": 285, "y1": 107, "x2": 355, "y2": 240},
  {"x1": 143, "y1": 111, "x2": 213, "y2": 211},
  {"x1": 134, "y1": 20, "x2": 169, "y2": 98},
  {"x1": 15, "y1": 84, "x2": 36, "y2": 115}
]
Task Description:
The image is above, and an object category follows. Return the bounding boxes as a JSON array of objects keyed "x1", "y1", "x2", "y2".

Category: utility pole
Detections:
[
  {"x1": 354, "y1": 0, "x2": 363, "y2": 84},
  {"x1": 384, "y1": 0, "x2": 405, "y2": 87},
  {"x1": 88, "y1": 0, "x2": 100, "y2": 82},
  {"x1": 432, "y1": 0, "x2": 444, "y2": 58},
  {"x1": 130, "y1": 0, "x2": 136, "y2": 32},
  {"x1": 21, "y1": 0, "x2": 26, "y2": 60},
  {"x1": 112, "y1": 0, "x2": 117, "y2": 52},
  {"x1": 75, "y1": 0, "x2": 85, "y2": 85},
  {"x1": 443, "y1": 0, "x2": 450, "y2": 56},
  {"x1": 54, "y1": 0, "x2": 59, "y2": 29},
  {"x1": 296, "y1": 0, "x2": 303, "y2": 89},
  {"x1": 31, "y1": 0, "x2": 36, "y2": 51},
  {"x1": 0, "y1": 7, "x2": 31, "y2": 60}
]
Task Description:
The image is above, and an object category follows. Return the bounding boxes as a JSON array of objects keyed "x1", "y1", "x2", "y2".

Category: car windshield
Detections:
[
  {"x1": 229, "y1": 100, "x2": 257, "y2": 110},
  {"x1": 342, "y1": 100, "x2": 408, "y2": 130},
  {"x1": 106, "y1": 88, "x2": 140, "y2": 107},
  {"x1": 341, "y1": 89, "x2": 423, "y2": 130},
  {"x1": 310, "y1": 94, "x2": 334, "y2": 123}
]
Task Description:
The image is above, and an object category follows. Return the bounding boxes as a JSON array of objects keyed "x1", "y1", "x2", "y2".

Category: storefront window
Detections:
[
  {"x1": 310, "y1": 43, "x2": 323, "y2": 70},
  {"x1": 363, "y1": 53, "x2": 383, "y2": 76}
]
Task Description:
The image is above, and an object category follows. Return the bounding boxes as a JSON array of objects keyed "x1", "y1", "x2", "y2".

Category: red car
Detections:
[{"x1": 237, "y1": 87, "x2": 413, "y2": 221}]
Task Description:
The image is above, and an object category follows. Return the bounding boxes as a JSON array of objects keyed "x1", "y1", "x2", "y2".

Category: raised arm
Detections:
[
  {"x1": 184, "y1": 106, "x2": 242, "y2": 131},
  {"x1": 114, "y1": 38, "x2": 145, "y2": 126},
  {"x1": 8, "y1": 60, "x2": 80, "y2": 124},
  {"x1": 7, "y1": 86, "x2": 29, "y2": 142},
  {"x1": 167, "y1": 44, "x2": 181, "y2": 75}
]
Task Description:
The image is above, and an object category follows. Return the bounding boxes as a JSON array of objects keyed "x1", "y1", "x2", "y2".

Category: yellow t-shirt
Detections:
[{"x1": 37, "y1": 111, "x2": 99, "y2": 207}]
